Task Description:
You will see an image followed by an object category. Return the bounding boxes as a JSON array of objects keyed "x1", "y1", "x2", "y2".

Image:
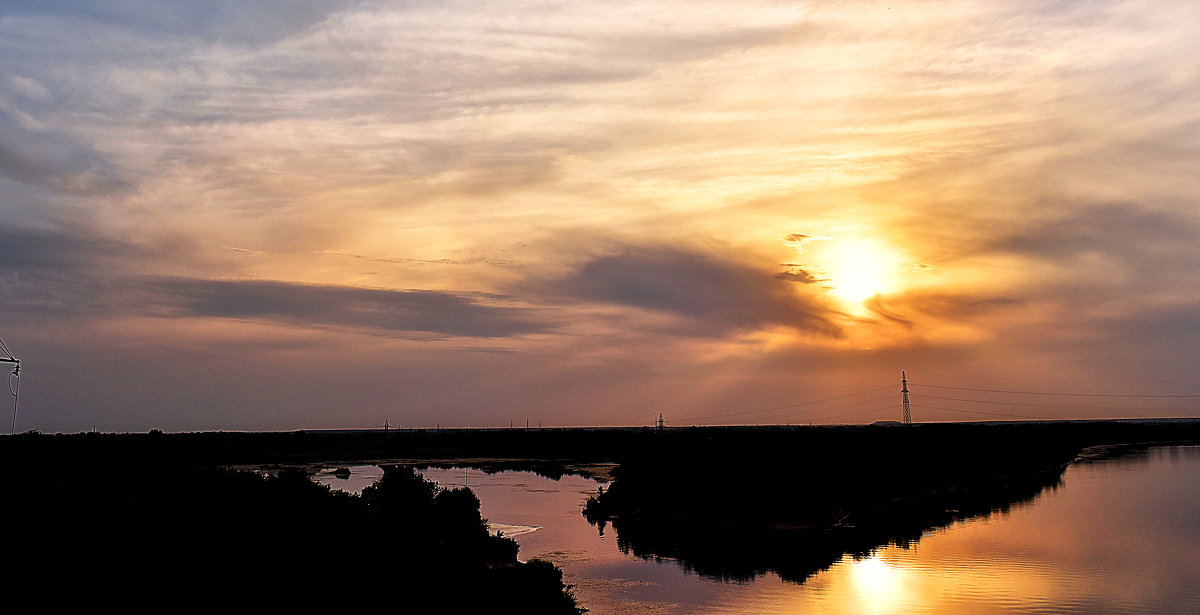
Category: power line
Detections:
[
  {"x1": 914, "y1": 383, "x2": 1200, "y2": 399},
  {"x1": 806, "y1": 402, "x2": 899, "y2": 423},
  {"x1": 914, "y1": 371, "x2": 1200, "y2": 385},
  {"x1": 676, "y1": 385, "x2": 895, "y2": 422},
  {"x1": 793, "y1": 394, "x2": 897, "y2": 413},
  {"x1": 918, "y1": 403, "x2": 1054, "y2": 421},
  {"x1": 743, "y1": 398, "x2": 899, "y2": 425},
  {"x1": 919, "y1": 393, "x2": 1198, "y2": 412}
]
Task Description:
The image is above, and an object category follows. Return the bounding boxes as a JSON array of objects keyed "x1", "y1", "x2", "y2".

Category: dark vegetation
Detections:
[
  {"x1": 2, "y1": 419, "x2": 1198, "y2": 603},
  {"x1": 2, "y1": 461, "x2": 582, "y2": 612},
  {"x1": 580, "y1": 420, "x2": 1200, "y2": 584},
  {"x1": 0, "y1": 426, "x2": 633, "y2": 471}
]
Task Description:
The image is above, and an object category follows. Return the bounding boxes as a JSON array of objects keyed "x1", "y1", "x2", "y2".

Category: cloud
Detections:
[
  {"x1": 5, "y1": 1, "x2": 1200, "y2": 431},
  {"x1": 151, "y1": 278, "x2": 550, "y2": 338},
  {"x1": 0, "y1": 2, "x2": 359, "y2": 47},
  {"x1": 784, "y1": 234, "x2": 832, "y2": 254},
  {"x1": 784, "y1": 234, "x2": 831, "y2": 243},
  {"x1": 536, "y1": 245, "x2": 841, "y2": 336},
  {"x1": 776, "y1": 268, "x2": 824, "y2": 284},
  {"x1": 989, "y1": 203, "x2": 1197, "y2": 266},
  {"x1": 0, "y1": 222, "x2": 140, "y2": 273},
  {"x1": 0, "y1": 223, "x2": 548, "y2": 338},
  {"x1": 869, "y1": 292, "x2": 1023, "y2": 322},
  {"x1": 0, "y1": 120, "x2": 129, "y2": 195}
]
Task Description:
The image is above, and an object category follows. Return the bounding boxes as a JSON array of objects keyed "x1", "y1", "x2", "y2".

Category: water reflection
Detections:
[
  {"x1": 848, "y1": 556, "x2": 908, "y2": 614},
  {"x1": 313, "y1": 447, "x2": 1200, "y2": 615},
  {"x1": 584, "y1": 447, "x2": 1069, "y2": 587},
  {"x1": 725, "y1": 445, "x2": 1200, "y2": 615}
]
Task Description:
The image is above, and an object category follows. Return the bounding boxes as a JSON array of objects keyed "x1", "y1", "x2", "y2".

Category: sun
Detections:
[{"x1": 815, "y1": 238, "x2": 904, "y2": 312}]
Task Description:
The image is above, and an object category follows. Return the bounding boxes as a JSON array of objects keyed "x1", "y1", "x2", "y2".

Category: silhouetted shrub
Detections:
[{"x1": 2, "y1": 461, "x2": 582, "y2": 613}]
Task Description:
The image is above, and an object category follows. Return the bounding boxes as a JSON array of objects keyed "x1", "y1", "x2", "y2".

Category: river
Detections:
[{"x1": 314, "y1": 445, "x2": 1200, "y2": 614}]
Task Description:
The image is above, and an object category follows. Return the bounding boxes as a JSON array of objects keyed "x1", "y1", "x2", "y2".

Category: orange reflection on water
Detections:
[
  {"x1": 701, "y1": 447, "x2": 1200, "y2": 615},
  {"x1": 315, "y1": 448, "x2": 1200, "y2": 615},
  {"x1": 847, "y1": 555, "x2": 910, "y2": 614}
]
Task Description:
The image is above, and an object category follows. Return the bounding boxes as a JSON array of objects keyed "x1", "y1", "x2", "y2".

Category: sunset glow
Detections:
[
  {"x1": 2, "y1": 1, "x2": 1200, "y2": 431},
  {"x1": 820, "y1": 238, "x2": 906, "y2": 311}
]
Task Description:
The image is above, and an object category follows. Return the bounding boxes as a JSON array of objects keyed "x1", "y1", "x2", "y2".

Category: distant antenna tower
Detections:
[
  {"x1": 655, "y1": 412, "x2": 666, "y2": 429},
  {"x1": 901, "y1": 370, "x2": 912, "y2": 425}
]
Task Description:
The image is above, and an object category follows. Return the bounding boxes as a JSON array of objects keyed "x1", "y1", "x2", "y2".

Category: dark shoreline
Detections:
[
  {"x1": 3, "y1": 420, "x2": 1198, "y2": 608},
  {"x1": 574, "y1": 421, "x2": 1200, "y2": 584},
  {"x1": 5, "y1": 418, "x2": 1198, "y2": 469}
]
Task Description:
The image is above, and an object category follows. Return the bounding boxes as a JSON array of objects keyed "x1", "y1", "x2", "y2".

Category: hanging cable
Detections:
[
  {"x1": 917, "y1": 403, "x2": 1054, "y2": 421},
  {"x1": 914, "y1": 383, "x2": 1200, "y2": 398},
  {"x1": 675, "y1": 384, "x2": 895, "y2": 423},
  {"x1": 919, "y1": 393, "x2": 1197, "y2": 413}
]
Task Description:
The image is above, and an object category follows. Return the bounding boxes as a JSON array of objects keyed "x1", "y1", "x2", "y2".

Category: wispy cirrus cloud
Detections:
[{"x1": 5, "y1": 1, "x2": 1200, "y2": 430}]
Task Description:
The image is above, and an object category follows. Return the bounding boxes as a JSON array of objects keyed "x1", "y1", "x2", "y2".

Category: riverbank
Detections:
[
  {"x1": 578, "y1": 420, "x2": 1200, "y2": 583},
  {"x1": 3, "y1": 420, "x2": 1198, "y2": 606},
  {"x1": 5, "y1": 419, "x2": 1198, "y2": 470}
]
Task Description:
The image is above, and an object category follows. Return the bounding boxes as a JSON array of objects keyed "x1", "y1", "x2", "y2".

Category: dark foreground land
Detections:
[
  {"x1": 2, "y1": 461, "x2": 582, "y2": 613},
  {"x1": 3, "y1": 420, "x2": 1198, "y2": 607}
]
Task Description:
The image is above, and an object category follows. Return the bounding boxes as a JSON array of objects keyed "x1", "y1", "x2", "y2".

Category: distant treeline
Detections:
[{"x1": 4, "y1": 419, "x2": 1198, "y2": 469}]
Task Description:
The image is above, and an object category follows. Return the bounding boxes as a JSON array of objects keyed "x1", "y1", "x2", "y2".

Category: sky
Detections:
[{"x1": 3, "y1": 1, "x2": 1200, "y2": 432}]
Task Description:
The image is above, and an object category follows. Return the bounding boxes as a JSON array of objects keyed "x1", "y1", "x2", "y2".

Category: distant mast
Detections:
[
  {"x1": 901, "y1": 371, "x2": 912, "y2": 425},
  {"x1": 655, "y1": 412, "x2": 666, "y2": 430}
]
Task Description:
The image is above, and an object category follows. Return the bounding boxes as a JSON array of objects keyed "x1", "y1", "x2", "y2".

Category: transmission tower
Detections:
[
  {"x1": 901, "y1": 370, "x2": 912, "y2": 425},
  {"x1": 1, "y1": 337, "x2": 19, "y2": 435},
  {"x1": 655, "y1": 412, "x2": 666, "y2": 429}
]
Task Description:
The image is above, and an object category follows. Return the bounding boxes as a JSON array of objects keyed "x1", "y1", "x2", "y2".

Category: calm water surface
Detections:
[{"x1": 315, "y1": 446, "x2": 1200, "y2": 614}]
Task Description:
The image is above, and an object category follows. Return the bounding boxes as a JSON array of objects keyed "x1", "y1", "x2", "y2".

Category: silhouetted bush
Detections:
[{"x1": 1, "y1": 462, "x2": 582, "y2": 613}]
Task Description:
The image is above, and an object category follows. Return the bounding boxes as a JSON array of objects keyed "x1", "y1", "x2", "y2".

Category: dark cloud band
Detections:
[
  {"x1": 153, "y1": 278, "x2": 549, "y2": 338},
  {"x1": 534, "y1": 245, "x2": 841, "y2": 337}
]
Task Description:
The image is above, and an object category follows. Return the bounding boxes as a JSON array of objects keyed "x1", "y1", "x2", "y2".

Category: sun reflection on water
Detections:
[
  {"x1": 310, "y1": 450, "x2": 1200, "y2": 615},
  {"x1": 847, "y1": 554, "x2": 911, "y2": 614}
]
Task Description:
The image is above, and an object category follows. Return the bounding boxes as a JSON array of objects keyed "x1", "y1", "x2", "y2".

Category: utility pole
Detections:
[
  {"x1": 2, "y1": 349, "x2": 20, "y2": 435},
  {"x1": 901, "y1": 370, "x2": 912, "y2": 425}
]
